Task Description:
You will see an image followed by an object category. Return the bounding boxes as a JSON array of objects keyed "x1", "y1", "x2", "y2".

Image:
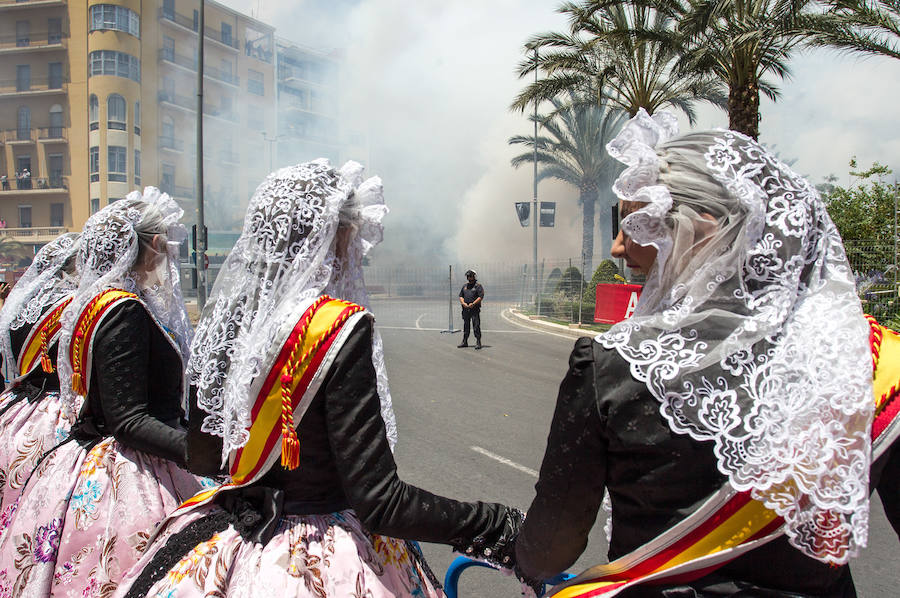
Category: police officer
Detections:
[{"x1": 458, "y1": 269, "x2": 484, "y2": 349}]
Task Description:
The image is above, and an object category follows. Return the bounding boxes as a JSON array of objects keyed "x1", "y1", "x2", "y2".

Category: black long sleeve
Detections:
[
  {"x1": 515, "y1": 337, "x2": 606, "y2": 580},
  {"x1": 325, "y1": 315, "x2": 509, "y2": 546},
  {"x1": 87, "y1": 301, "x2": 187, "y2": 465}
]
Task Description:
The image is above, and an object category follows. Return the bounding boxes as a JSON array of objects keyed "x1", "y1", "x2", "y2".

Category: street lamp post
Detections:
[
  {"x1": 195, "y1": 0, "x2": 207, "y2": 310},
  {"x1": 531, "y1": 47, "x2": 539, "y2": 311}
]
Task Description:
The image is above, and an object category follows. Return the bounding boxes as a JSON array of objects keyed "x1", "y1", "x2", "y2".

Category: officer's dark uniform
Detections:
[{"x1": 458, "y1": 272, "x2": 484, "y2": 348}]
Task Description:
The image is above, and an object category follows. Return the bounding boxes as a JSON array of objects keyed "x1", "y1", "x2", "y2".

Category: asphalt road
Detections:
[{"x1": 372, "y1": 298, "x2": 900, "y2": 598}]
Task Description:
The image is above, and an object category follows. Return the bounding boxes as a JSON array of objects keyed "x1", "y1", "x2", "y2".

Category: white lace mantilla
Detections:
[
  {"x1": 189, "y1": 159, "x2": 396, "y2": 463},
  {"x1": 597, "y1": 111, "x2": 872, "y2": 564}
]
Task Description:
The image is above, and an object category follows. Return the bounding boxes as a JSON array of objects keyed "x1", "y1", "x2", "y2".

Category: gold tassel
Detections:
[
  {"x1": 281, "y1": 432, "x2": 300, "y2": 470},
  {"x1": 41, "y1": 352, "x2": 54, "y2": 373},
  {"x1": 71, "y1": 372, "x2": 82, "y2": 393}
]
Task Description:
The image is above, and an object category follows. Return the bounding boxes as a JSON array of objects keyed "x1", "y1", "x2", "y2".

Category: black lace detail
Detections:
[{"x1": 124, "y1": 509, "x2": 232, "y2": 598}]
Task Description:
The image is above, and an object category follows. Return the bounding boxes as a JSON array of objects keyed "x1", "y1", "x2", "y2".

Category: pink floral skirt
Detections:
[
  {"x1": 0, "y1": 389, "x2": 79, "y2": 512},
  {"x1": 0, "y1": 436, "x2": 202, "y2": 598},
  {"x1": 115, "y1": 502, "x2": 444, "y2": 598}
]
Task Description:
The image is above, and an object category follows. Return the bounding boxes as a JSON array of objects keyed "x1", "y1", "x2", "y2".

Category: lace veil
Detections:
[
  {"x1": 56, "y1": 188, "x2": 192, "y2": 406},
  {"x1": 597, "y1": 109, "x2": 872, "y2": 564},
  {"x1": 0, "y1": 232, "x2": 80, "y2": 377},
  {"x1": 188, "y1": 159, "x2": 397, "y2": 462}
]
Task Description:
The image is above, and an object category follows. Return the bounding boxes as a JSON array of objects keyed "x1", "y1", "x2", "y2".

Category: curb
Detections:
[{"x1": 503, "y1": 308, "x2": 595, "y2": 339}]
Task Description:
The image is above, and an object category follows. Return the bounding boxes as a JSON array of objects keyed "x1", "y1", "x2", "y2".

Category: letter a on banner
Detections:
[{"x1": 624, "y1": 292, "x2": 639, "y2": 319}]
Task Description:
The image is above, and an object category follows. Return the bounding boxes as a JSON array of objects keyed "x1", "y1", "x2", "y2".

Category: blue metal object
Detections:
[{"x1": 442, "y1": 555, "x2": 574, "y2": 597}]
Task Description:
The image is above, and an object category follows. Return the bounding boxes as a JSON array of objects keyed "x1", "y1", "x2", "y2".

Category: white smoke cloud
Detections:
[{"x1": 221, "y1": 0, "x2": 900, "y2": 267}]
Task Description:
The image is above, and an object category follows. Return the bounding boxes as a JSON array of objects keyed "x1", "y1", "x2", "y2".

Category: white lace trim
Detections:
[
  {"x1": 56, "y1": 188, "x2": 191, "y2": 407},
  {"x1": 596, "y1": 112, "x2": 872, "y2": 564},
  {"x1": 189, "y1": 159, "x2": 397, "y2": 463},
  {"x1": 0, "y1": 232, "x2": 80, "y2": 376}
]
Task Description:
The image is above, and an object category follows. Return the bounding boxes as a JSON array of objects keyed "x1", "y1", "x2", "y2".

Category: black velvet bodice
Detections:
[
  {"x1": 72, "y1": 300, "x2": 187, "y2": 465},
  {"x1": 187, "y1": 314, "x2": 510, "y2": 547},
  {"x1": 516, "y1": 337, "x2": 900, "y2": 597}
]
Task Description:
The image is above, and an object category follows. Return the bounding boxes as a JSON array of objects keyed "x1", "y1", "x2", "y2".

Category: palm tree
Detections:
[
  {"x1": 801, "y1": 0, "x2": 900, "y2": 59},
  {"x1": 509, "y1": 91, "x2": 627, "y2": 275},
  {"x1": 651, "y1": 0, "x2": 817, "y2": 139},
  {"x1": 511, "y1": 1, "x2": 727, "y2": 123}
]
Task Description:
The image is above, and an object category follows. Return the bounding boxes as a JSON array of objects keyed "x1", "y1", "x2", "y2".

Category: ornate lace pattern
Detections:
[
  {"x1": 0, "y1": 232, "x2": 80, "y2": 375},
  {"x1": 56, "y1": 189, "x2": 191, "y2": 407},
  {"x1": 597, "y1": 113, "x2": 872, "y2": 564},
  {"x1": 188, "y1": 160, "x2": 396, "y2": 462}
]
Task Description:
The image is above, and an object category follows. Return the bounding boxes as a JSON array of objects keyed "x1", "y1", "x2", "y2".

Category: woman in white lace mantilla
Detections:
[
  {"x1": 114, "y1": 160, "x2": 524, "y2": 598},
  {"x1": 514, "y1": 110, "x2": 899, "y2": 597}
]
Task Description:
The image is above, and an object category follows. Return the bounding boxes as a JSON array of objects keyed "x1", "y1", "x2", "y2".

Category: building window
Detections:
[
  {"x1": 108, "y1": 146, "x2": 127, "y2": 182},
  {"x1": 162, "y1": 0, "x2": 174, "y2": 20},
  {"x1": 16, "y1": 65, "x2": 30, "y2": 92},
  {"x1": 89, "y1": 146, "x2": 100, "y2": 182},
  {"x1": 221, "y1": 22, "x2": 233, "y2": 46},
  {"x1": 248, "y1": 70, "x2": 264, "y2": 96},
  {"x1": 88, "y1": 50, "x2": 140, "y2": 83},
  {"x1": 50, "y1": 203, "x2": 64, "y2": 227},
  {"x1": 107, "y1": 94, "x2": 126, "y2": 130},
  {"x1": 16, "y1": 21, "x2": 30, "y2": 47},
  {"x1": 18, "y1": 206, "x2": 32, "y2": 228},
  {"x1": 49, "y1": 105, "x2": 63, "y2": 138},
  {"x1": 48, "y1": 62, "x2": 62, "y2": 89},
  {"x1": 48, "y1": 18, "x2": 61, "y2": 44},
  {"x1": 91, "y1": 198, "x2": 100, "y2": 214},
  {"x1": 89, "y1": 94, "x2": 99, "y2": 131},
  {"x1": 162, "y1": 36, "x2": 175, "y2": 62},
  {"x1": 192, "y1": 10, "x2": 199, "y2": 32},
  {"x1": 161, "y1": 163, "x2": 175, "y2": 196},
  {"x1": 17, "y1": 107, "x2": 31, "y2": 141},
  {"x1": 90, "y1": 4, "x2": 140, "y2": 38},
  {"x1": 48, "y1": 153, "x2": 63, "y2": 188},
  {"x1": 134, "y1": 101, "x2": 141, "y2": 135},
  {"x1": 134, "y1": 149, "x2": 141, "y2": 185}
]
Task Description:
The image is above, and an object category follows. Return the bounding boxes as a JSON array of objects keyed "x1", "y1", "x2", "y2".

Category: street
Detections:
[{"x1": 372, "y1": 298, "x2": 900, "y2": 597}]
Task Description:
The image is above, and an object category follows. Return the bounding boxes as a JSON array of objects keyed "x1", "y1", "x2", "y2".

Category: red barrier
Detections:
[{"x1": 594, "y1": 283, "x2": 642, "y2": 324}]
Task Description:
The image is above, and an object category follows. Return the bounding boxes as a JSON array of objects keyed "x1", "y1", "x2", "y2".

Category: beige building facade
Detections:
[{"x1": 0, "y1": 0, "x2": 275, "y2": 256}]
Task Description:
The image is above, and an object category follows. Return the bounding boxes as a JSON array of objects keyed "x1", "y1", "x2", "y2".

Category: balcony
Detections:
[
  {"x1": 159, "y1": 136, "x2": 185, "y2": 152},
  {"x1": 218, "y1": 149, "x2": 239, "y2": 164},
  {"x1": 0, "y1": 30, "x2": 66, "y2": 52},
  {"x1": 0, "y1": 0, "x2": 67, "y2": 11},
  {"x1": 0, "y1": 175, "x2": 68, "y2": 192},
  {"x1": 158, "y1": 89, "x2": 196, "y2": 111},
  {"x1": 159, "y1": 49, "x2": 239, "y2": 87},
  {"x1": 0, "y1": 128, "x2": 35, "y2": 143},
  {"x1": 0, "y1": 226, "x2": 69, "y2": 245},
  {"x1": 160, "y1": 184, "x2": 195, "y2": 200},
  {"x1": 37, "y1": 126, "x2": 66, "y2": 142},
  {"x1": 158, "y1": 9, "x2": 240, "y2": 51},
  {"x1": 0, "y1": 76, "x2": 66, "y2": 97}
]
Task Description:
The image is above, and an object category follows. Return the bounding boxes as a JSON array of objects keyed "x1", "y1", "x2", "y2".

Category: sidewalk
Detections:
[{"x1": 504, "y1": 307, "x2": 597, "y2": 339}]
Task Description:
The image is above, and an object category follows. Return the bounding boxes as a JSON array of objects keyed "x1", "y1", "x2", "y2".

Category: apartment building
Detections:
[
  {"x1": 275, "y1": 38, "x2": 369, "y2": 174},
  {"x1": 0, "y1": 0, "x2": 275, "y2": 257}
]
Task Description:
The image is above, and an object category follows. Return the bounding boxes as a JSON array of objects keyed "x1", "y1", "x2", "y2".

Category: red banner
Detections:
[{"x1": 594, "y1": 283, "x2": 642, "y2": 324}]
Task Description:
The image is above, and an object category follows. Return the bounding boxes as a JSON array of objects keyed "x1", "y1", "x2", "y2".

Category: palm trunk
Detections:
[
  {"x1": 580, "y1": 185, "x2": 598, "y2": 277},
  {"x1": 728, "y1": 78, "x2": 760, "y2": 140}
]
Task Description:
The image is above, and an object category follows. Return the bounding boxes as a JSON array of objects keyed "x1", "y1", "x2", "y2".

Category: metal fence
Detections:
[{"x1": 176, "y1": 241, "x2": 900, "y2": 328}]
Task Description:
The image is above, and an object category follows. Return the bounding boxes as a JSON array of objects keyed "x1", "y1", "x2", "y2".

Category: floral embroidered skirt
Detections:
[
  {"x1": 114, "y1": 504, "x2": 444, "y2": 598},
  {"x1": 0, "y1": 436, "x2": 202, "y2": 598},
  {"x1": 0, "y1": 389, "x2": 79, "y2": 513}
]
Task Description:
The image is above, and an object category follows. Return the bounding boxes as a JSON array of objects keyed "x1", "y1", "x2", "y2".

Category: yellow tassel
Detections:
[
  {"x1": 281, "y1": 433, "x2": 300, "y2": 470},
  {"x1": 41, "y1": 353, "x2": 54, "y2": 373},
  {"x1": 71, "y1": 372, "x2": 82, "y2": 394}
]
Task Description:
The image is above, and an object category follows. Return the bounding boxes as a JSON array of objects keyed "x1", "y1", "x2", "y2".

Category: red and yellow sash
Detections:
[
  {"x1": 17, "y1": 294, "x2": 73, "y2": 378},
  {"x1": 69, "y1": 289, "x2": 139, "y2": 395},
  {"x1": 170, "y1": 296, "x2": 364, "y2": 516},
  {"x1": 549, "y1": 315, "x2": 900, "y2": 598}
]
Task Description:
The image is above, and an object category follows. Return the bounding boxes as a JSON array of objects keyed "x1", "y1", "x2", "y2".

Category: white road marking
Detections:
[
  {"x1": 471, "y1": 446, "x2": 538, "y2": 478},
  {"x1": 500, "y1": 309, "x2": 586, "y2": 340},
  {"x1": 415, "y1": 313, "x2": 426, "y2": 329},
  {"x1": 377, "y1": 325, "x2": 533, "y2": 333}
]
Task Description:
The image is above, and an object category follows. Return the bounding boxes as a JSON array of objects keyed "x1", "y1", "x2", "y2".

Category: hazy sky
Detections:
[{"x1": 222, "y1": 0, "x2": 900, "y2": 266}]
